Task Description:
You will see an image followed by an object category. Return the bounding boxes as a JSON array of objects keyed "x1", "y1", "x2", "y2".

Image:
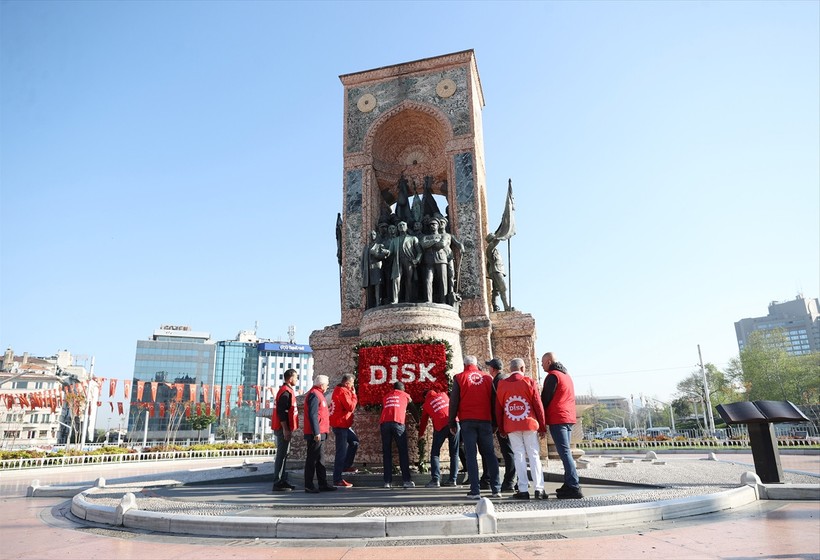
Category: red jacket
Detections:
[
  {"x1": 303, "y1": 386, "x2": 330, "y2": 436},
  {"x1": 271, "y1": 384, "x2": 298, "y2": 431},
  {"x1": 452, "y1": 364, "x2": 494, "y2": 422},
  {"x1": 543, "y1": 369, "x2": 577, "y2": 425},
  {"x1": 419, "y1": 390, "x2": 450, "y2": 435},
  {"x1": 329, "y1": 384, "x2": 357, "y2": 429},
  {"x1": 495, "y1": 372, "x2": 545, "y2": 434},
  {"x1": 379, "y1": 389, "x2": 411, "y2": 424}
]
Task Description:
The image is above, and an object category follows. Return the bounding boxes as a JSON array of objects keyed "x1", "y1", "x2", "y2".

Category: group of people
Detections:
[
  {"x1": 270, "y1": 352, "x2": 583, "y2": 500},
  {"x1": 361, "y1": 215, "x2": 463, "y2": 308}
]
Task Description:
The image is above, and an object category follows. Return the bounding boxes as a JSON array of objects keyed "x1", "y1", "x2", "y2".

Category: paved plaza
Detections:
[{"x1": 1, "y1": 451, "x2": 818, "y2": 559}]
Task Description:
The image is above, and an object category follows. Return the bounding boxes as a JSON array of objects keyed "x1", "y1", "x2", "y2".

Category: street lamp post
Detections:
[
  {"x1": 697, "y1": 345, "x2": 716, "y2": 436},
  {"x1": 647, "y1": 396, "x2": 676, "y2": 434}
]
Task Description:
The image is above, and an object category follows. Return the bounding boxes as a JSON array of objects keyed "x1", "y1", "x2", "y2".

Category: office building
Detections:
[
  {"x1": 127, "y1": 325, "x2": 315, "y2": 443},
  {"x1": 127, "y1": 325, "x2": 216, "y2": 441},
  {"x1": 213, "y1": 331, "x2": 260, "y2": 441},
  {"x1": 735, "y1": 294, "x2": 820, "y2": 356}
]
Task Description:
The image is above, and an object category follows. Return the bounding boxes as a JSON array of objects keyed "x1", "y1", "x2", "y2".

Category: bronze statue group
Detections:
[{"x1": 270, "y1": 352, "x2": 584, "y2": 501}]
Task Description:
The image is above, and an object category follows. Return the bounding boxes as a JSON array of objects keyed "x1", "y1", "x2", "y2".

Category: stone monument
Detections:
[{"x1": 310, "y1": 50, "x2": 538, "y2": 466}]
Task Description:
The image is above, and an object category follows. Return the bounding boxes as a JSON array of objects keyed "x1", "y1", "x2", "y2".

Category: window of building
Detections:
[
  {"x1": 3, "y1": 430, "x2": 20, "y2": 438},
  {"x1": 26, "y1": 430, "x2": 36, "y2": 439},
  {"x1": 38, "y1": 430, "x2": 48, "y2": 438},
  {"x1": 12, "y1": 381, "x2": 27, "y2": 389}
]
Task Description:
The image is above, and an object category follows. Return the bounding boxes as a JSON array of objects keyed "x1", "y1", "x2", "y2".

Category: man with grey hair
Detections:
[
  {"x1": 449, "y1": 355, "x2": 501, "y2": 499},
  {"x1": 495, "y1": 358, "x2": 546, "y2": 499},
  {"x1": 303, "y1": 375, "x2": 335, "y2": 493}
]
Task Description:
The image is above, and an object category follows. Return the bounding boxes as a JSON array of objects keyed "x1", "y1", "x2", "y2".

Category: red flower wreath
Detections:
[{"x1": 357, "y1": 343, "x2": 449, "y2": 406}]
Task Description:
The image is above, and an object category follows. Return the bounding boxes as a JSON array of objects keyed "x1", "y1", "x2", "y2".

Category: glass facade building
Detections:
[
  {"x1": 213, "y1": 341, "x2": 260, "y2": 440},
  {"x1": 126, "y1": 326, "x2": 215, "y2": 440},
  {"x1": 126, "y1": 326, "x2": 315, "y2": 443}
]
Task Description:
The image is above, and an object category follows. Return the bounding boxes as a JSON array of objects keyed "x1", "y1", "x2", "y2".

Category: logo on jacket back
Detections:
[
  {"x1": 468, "y1": 372, "x2": 484, "y2": 385},
  {"x1": 504, "y1": 395, "x2": 530, "y2": 421}
]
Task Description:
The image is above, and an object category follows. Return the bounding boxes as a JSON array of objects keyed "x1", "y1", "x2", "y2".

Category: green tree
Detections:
[
  {"x1": 190, "y1": 412, "x2": 217, "y2": 442},
  {"x1": 732, "y1": 330, "x2": 820, "y2": 405},
  {"x1": 674, "y1": 363, "x2": 741, "y2": 432}
]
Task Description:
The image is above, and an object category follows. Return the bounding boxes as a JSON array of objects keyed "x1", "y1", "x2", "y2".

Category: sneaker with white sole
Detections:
[
  {"x1": 383, "y1": 483, "x2": 392, "y2": 488},
  {"x1": 403, "y1": 480, "x2": 416, "y2": 488},
  {"x1": 466, "y1": 492, "x2": 481, "y2": 499},
  {"x1": 425, "y1": 480, "x2": 440, "y2": 488}
]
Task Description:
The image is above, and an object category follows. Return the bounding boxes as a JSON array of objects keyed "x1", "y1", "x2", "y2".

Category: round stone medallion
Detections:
[
  {"x1": 436, "y1": 79, "x2": 457, "y2": 98},
  {"x1": 357, "y1": 93, "x2": 377, "y2": 112}
]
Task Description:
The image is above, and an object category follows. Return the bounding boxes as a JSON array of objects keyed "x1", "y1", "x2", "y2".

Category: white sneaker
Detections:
[
  {"x1": 466, "y1": 492, "x2": 481, "y2": 499},
  {"x1": 383, "y1": 483, "x2": 392, "y2": 488},
  {"x1": 403, "y1": 481, "x2": 416, "y2": 488}
]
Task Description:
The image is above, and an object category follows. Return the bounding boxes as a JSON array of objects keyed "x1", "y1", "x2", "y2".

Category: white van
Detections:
[
  {"x1": 646, "y1": 427, "x2": 674, "y2": 439},
  {"x1": 600, "y1": 427, "x2": 629, "y2": 440}
]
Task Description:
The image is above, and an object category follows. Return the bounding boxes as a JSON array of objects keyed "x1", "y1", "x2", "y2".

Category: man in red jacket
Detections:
[
  {"x1": 271, "y1": 369, "x2": 299, "y2": 491},
  {"x1": 419, "y1": 389, "x2": 459, "y2": 487},
  {"x1": 330, "y1": 373, "x2": 359, "y2": 488},
  {"x1": 303, "y1": 375, "x2": 336, "y2": 493},
  {"x1": 379, "y1": 381, "x2": 415, "y2": 489},
  {"x1": 449, "y1": 355, "x2": 501, "y2": 499},
  {"x1": 496, "y1": 358, "x2": 547, "y2": 500},
  {"x1": 541, "y1": 352, "x2": 583, "y2": 499}
]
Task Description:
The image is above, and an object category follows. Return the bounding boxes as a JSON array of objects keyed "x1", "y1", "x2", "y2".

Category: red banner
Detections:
[
  {"x1": 123, "y1": 380, "x2": 131, "y2": 399},
  {"x1": 109, "y1": 378, "x2": 117, "y2": 398},
  {"x1": 136, "y1": 381, "x2": 145, "y2": 401},
  {"x1": 117, "y1": 402, "x2": 124, "y2": 415},
  {"x1": 357, "y1": 343, "x2": 448, "y2": 406}
]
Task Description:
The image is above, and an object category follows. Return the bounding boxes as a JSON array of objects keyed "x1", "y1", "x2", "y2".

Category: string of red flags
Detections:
[{"x1": 3, "y1": 378, "x2": 279, "y2": 419}]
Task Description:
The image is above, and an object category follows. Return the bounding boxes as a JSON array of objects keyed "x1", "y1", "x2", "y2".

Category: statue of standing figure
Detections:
[
  {"x1": 388, "y1": 221, "x2": 422, "y2": 304},
  {"x1": 437, "y1": 217, "x2": 463, "y2": 305},
  {"x1": 485, "y1": 232, "x2": 511, "y2": 312},
  {"x1": 361, "y1": 230, "x2": 390, "y2": 308},
  {"x1": 420, "y1": 218, "x2": 451, "y2": 304}
]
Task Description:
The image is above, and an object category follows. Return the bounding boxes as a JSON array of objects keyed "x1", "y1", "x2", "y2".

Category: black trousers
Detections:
[
  {"x1": 479, "y1": 432, "x2": 517, "y2": 487},
  {"x1": 304, "y1": 434, "x2": 329, "y2": 489}
]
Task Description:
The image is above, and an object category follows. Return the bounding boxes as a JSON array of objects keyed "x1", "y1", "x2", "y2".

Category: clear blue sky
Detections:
[{"x1": 2, "y1": 1, "x2": 818, "y2": 428}]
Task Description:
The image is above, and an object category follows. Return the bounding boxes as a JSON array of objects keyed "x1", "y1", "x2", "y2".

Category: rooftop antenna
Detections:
[
  {"x1": 254, "y1": 320, "x2": 259, "y2": 335},
  {"x1": 288, "y1": 325, "x2": 296, "y2": 344}
]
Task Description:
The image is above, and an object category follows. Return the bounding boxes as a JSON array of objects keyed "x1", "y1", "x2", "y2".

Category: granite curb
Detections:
[{"x1": 28, "y1": 453, "x2": 820, "y2": 540}]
